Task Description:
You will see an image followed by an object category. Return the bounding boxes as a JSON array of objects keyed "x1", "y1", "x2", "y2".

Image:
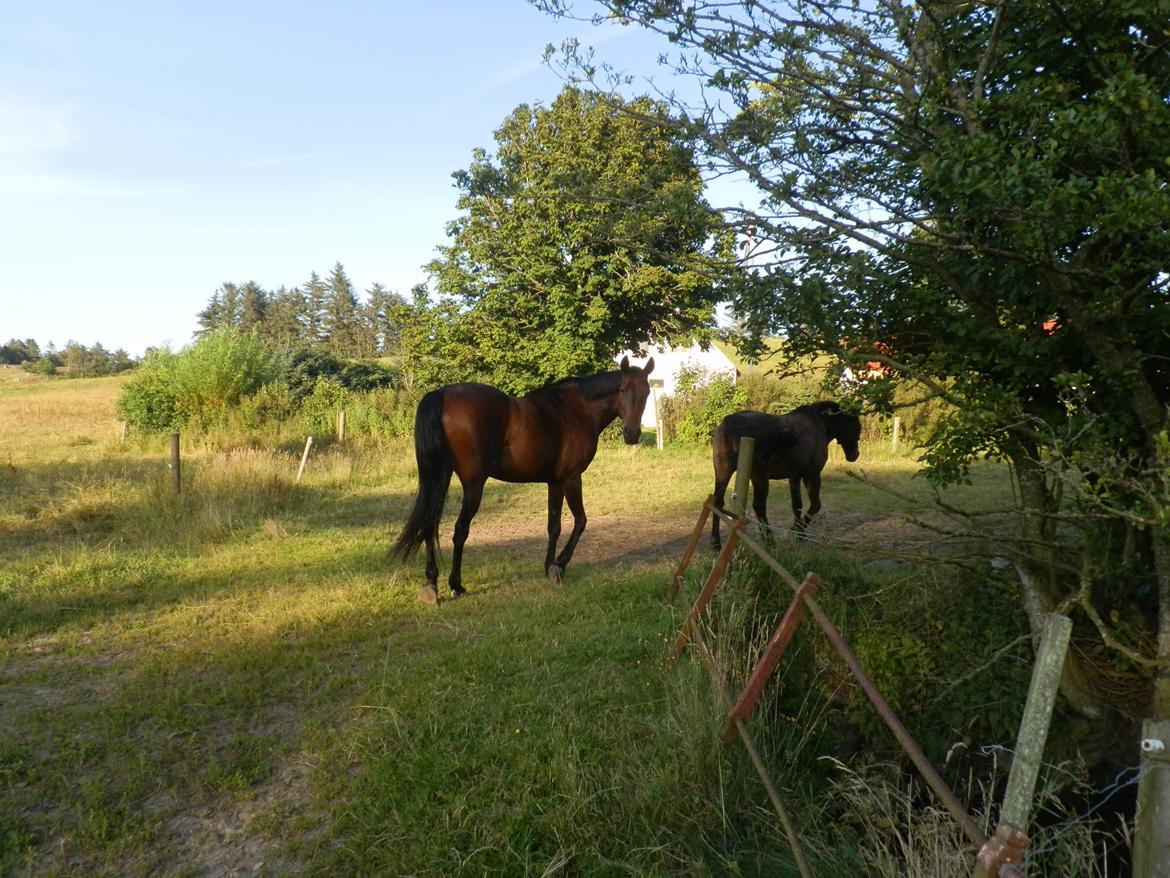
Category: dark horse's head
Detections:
[
  {"x1": 616, "y1": 355, "x2": 655, "y2": 444},
  {"x1": 816, "y1": 401, "x2": 862, "y2": 462}
]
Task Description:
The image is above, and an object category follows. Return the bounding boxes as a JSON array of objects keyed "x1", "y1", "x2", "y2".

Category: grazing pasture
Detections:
[{"x1": 2, "y1": 373, "x2": 1048, "y2": 876}]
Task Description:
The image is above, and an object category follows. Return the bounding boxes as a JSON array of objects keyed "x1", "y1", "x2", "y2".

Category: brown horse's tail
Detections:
[{"x1": 391, "y1": 389, "x2": 452, "y2": 560}]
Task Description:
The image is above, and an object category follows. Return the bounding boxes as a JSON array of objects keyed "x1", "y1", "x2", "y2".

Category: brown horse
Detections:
[
  {"x1": 392, "y1": 356, "x2": 655, "y2": 603},
  {"x1": 711, "y1": 401, "x2": 861, "y2": 548}
]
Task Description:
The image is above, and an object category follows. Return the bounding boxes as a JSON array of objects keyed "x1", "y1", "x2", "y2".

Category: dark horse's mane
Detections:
[
  {"x1": 798, "y1": 400, "x2": 845, "y2": 415},
  {"x1": 541, "y1": 370, "x2": 623, "y2": 400}
]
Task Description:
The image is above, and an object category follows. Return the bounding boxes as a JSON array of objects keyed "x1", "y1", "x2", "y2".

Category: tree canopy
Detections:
[
  {"x1": 419, "y1": 85, "x2": 732, "y2": 393},
  {"x1": 541, "y1": 1, "x2": 1170, "y2": 725}
]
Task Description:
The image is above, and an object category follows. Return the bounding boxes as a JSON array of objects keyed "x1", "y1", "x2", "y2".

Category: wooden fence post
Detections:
[
  {"x1": 731, "y1": 436, "x2": 755, "y2": 516},
  {"x1": 891, "y1": 415, "x2": 901, "y2": 453},
  {"x1": 169, "y1": 432, "x2": 181, "y2": 494},
  {"x1": 120, "y1": 420, "x2": 129, "y2": 442},
  {"x1": 337, "y1": 410, "x2": 346, "y2": 443},
  {"x1": 1134, "y1": 718, "x2": 1170, "y2": 877},
  {"x1": 974, "y1": 613, "x2": 1071, "y2": 878},
  {"x1": 297, "y1": 436, "x2": 314, "y2": 481}
]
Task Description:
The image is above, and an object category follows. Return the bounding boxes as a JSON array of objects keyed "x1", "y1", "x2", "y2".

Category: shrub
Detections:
[
  {"x1": 117, "y1": 329, "x2": 277, "y2": 433},
  {"x1": 116, "y1": 348, "x2": 183, "y2": 432},
  {"x1": 281, "y1": 348, "x2": 401, "y2": 399},
  {"x1": 665, "y1": 365, "x2": 747, "y2": 445},
  {"x1": 239, "y1": 381, "x2": 298, "y2": 430}
]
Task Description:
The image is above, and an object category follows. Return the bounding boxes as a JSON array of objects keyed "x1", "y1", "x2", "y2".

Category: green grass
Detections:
[{"x1": 4, "y1": 375, "x2": 1082, "y2": 876}]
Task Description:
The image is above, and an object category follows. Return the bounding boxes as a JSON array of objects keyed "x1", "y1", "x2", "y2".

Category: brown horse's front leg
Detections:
[
  {"x1": 545, "y1": 483, "x2": 564, "y2": 580},
  {"x1": 550, "y1": 475, "x2": 586, "y2": 582}
]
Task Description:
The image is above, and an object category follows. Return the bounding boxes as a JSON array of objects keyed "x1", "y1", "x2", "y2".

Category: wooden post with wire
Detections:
[
  {"x1": 1132, "y1": 717, "x2": 1170, "y2": 877},
  {"x1": 730, "y1": 436, "x2": 755, "y2": 516},
  {"x1": 297, "y1": 436, "x2": 314, "y2": 481},
  {"x1": 169, "y1": 432, "x2": 181, "y2": 494},
  {"x1": 973, "y1": 613, "x2": 1070, "y2": 877}
]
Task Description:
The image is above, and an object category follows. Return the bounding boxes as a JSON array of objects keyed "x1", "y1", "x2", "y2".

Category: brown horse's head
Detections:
[{"x1": 617, "y1": 355, "x2": 655, "y2": 444}]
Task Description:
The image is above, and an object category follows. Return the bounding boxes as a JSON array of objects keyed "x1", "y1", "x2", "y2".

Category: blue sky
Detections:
[{"x1": 2, "y1": 1, "x2": 725, "y2": 356}]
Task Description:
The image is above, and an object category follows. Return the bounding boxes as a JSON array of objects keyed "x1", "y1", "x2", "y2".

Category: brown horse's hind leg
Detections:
[
  {"x1": 550, "y1": 475, "x2": 586, "y2": 581},
  {"x1": 449, "y1": 476, "x2": 485, "y2": 597},
  {"x1": 545, "y1": 483, "x2": 564, "y2": 580},
  {"x1": 420, "y1": 528, "x2": 440, "y2": 605}
]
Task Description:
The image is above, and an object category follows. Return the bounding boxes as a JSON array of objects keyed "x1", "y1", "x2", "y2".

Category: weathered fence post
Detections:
[
  {"x1": 652, "y1": 389, "x2": 664, "y2": 450},
  {"x1": 973, "y1": 612, "x2": 1072, "y2": 878},
  {"x1": 891, "y1": 415, "x2": 901, "y2": 453},
  {"x1": 1134, "y1": 718, "x2": 1170, "y2": 877},
  {"x1": 730, "y1": 436, "x2": 755, "y2": 516},
  {"x1": 120, "y1": 420, "x2": 129, "y2": 442},
  {"x1": 168, "y1": 432, "x2": 181, "y2": 494},
  {"x1": 297, "y1": 436, "x2": 314, "y2": 481},
  {"x1": 337, "y1": 410, "x2": 346, "y2": 444}
]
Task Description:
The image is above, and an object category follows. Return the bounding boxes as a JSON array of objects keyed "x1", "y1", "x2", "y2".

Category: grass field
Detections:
[{"x1": 1, "y1": 372, "x2": 1041, "y2": 876}]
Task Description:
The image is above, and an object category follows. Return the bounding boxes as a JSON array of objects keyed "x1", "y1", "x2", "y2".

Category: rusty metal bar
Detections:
[
  {"x1": 720, "y1": 574, "x2": 820, "y2": 745},
  {"x1": 670, "y1": 516, "x2": 747, "y2": 660},
  {"x1": 707, "y1": 503, "x2": 985, "y2": 849},
  {"x1": 667, "y1": 495, "x2": 714, "y2": 601},
  {"x1": 692, "y1": 627, "x2": 815, "y2": 878},
  {"x1": 803, "y1": 598, "x2": 987, "y2": 848}
]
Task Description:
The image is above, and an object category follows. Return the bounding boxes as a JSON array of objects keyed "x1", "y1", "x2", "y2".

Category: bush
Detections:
[
  {"x1": 661, "y1": 365, "x2": 747, "y2": 445},
  {"x1": 281, "y1": 349, "x2": 401, "y2": 399},
  {"x1": 239, "y1": 381, "x2": 298, "y2": 430},
  {"x1": 116, "y1": 349, "x2": 183, "y2": 432},
  {"x1": 117, "y1": 329, "x2": 277, "y2": 433}
]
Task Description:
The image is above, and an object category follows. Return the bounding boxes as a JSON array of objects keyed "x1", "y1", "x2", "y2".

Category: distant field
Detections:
[{"x1": 0, "y1": 374, "x2": 1021, "y2": 876}]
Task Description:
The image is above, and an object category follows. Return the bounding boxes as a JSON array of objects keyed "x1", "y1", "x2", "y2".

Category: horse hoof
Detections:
[
  {"x1": 547, "y1": 564, "x2": 563, "y2": 584},
  {"x1": 419, "y1": 585, "x2": 438, "y2": 606},
  {"x1": 449, "y1": 587, "x2": 465, "y2": 599}
]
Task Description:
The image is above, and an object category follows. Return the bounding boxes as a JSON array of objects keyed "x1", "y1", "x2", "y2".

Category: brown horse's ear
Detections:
[
  {"x1": 643, "y1": 357, "x2": 655, "y2": 376},
  {"x1": 620, "y1": 355, "x2": 630, "y2": 371}
]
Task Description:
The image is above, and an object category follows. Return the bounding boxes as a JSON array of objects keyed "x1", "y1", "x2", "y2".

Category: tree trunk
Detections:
[{"x1": 1009, "y1": 445, "x2": 1107, "y2": 720}]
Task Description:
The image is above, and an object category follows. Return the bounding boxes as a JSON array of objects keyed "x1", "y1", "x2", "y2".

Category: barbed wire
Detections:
[{"x1": 977, "y1": 743, "x2": 1143, "y2": 866}]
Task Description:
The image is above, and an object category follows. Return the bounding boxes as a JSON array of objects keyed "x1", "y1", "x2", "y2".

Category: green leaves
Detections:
[{"x1": 420, "y1": 86, "x2": 728, "y2": 392}]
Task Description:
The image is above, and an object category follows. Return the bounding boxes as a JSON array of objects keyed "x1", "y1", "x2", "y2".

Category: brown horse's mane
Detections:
[{"x1": 541, "y1": 370, "x2": 623, "y2": 400}]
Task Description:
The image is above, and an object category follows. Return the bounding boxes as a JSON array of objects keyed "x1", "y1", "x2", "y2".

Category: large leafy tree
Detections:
[
  {"x1": 541, "y1": 2, "x2": 1170, "y2": 727},
  {"x1": 423, "y1": 85, "x2": 732, "y2": 393}
]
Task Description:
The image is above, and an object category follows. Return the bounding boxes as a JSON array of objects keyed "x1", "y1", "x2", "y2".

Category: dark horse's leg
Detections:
[
  {"x1": 802, "y1": 472, "x2": 823, "y2": 527},
  {"x1": 549, "y1": 474, "x2": 587, "y2": 582},
  {"x1": 711, "y1": 431, "x2": 735, "y2": 549},
  {"x1": 448, "y1": 474, "x2": 485, "y2": 597},
  {"x1": 545, "y1": 483, "x2": 564, "y2": 579},
  {"x1": 789, "y1": 476, "x2": 805, "y2": 531},
  {"x1": 751, "y1": 471, "x2": 771, "y2": 527}
]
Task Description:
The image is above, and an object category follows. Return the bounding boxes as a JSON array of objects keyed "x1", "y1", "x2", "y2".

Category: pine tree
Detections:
[
  {"x1": 321, "y1": 262, "x2": 361, "y2": 355},
  {"x1": 238, "y1": 281, "x2": 269, "y2": 332},
  {"x1": 301, "y1": 272, "x2": 328, "y2": 345},
  {"x1": 263, "y1": 285, "x2": 308, "y2": 350}
]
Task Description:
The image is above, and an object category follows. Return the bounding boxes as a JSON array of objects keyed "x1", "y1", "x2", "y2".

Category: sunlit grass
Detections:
[{"x1": 1, "y1": 375, "x2": 1036, "y2": 876}]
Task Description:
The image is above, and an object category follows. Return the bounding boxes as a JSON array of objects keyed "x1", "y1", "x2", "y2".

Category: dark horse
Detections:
[
  {"x1": 711, "y1": 401, "x2": 861, "y2": 548},
  {"x1": 391, "y1": 356, "x2": 655, "y2": 604}
]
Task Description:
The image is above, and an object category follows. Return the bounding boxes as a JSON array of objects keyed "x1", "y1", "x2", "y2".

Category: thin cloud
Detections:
[{"x1": 239, "y1": 153, "x2": 319, "y2": 169}]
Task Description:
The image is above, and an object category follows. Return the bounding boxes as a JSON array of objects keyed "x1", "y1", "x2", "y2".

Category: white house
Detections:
[{"x1": 617, "y1": 340, "x2": 738, "y2": 429}]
